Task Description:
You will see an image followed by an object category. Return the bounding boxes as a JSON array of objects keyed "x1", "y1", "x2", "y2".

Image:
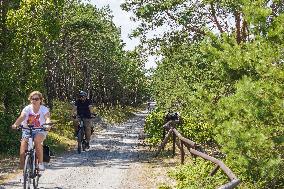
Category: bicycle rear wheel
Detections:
[{"x1": 23, "y1": 155, "x2": 32, "y2": 189}]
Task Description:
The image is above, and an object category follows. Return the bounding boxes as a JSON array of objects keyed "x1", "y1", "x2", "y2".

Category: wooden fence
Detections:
[{"x1": 155, "y1": 120, "x2": 241, "y2": 189}]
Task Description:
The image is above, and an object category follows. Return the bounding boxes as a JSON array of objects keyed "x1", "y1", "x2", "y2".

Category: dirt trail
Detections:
[{"x1": 0, "y1": 111, "x2": 175, "y2": 189}]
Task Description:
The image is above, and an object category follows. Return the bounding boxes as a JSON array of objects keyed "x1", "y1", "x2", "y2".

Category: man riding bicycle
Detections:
[
  {"x1": 11, "y1": 91, "x2": 51, "y2": 171},
  {"x1": 72, "y1": 90, "x2": 93, "y2": 149}
]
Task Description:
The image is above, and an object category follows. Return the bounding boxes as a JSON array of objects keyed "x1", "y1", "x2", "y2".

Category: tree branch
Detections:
[
  {"x1": 165, "y1": 10, "x2": 206, "y2": 36},
  {"x1": 210, "y1": 3, "x2": 224, "y2": 33}
]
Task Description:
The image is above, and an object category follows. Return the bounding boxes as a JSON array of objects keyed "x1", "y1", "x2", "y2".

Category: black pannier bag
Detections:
[{"x1": 43, "y1": 145, "x2": 51, "y2": 163}]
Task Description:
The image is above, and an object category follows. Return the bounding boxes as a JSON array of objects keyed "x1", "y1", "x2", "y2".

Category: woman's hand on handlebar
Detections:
[
  {"x1": 11, "y1": 124, "x2": 18, "y2": 130},
  {"x1": 42, "y1": 122, "x2": 54, "y2": 131},
  {"x1": 11, "y1": 124, "x2": 23, "y2": 131},
  {"x1": 11, "y1": 124, "x2": 24, "y2": 130}
]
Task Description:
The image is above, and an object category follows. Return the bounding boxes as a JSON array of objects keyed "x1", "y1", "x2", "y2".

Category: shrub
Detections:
[
  {"x1": 0, "y1": 113, "x2": 20, "y2": 155},
  {"x1": 144, "y1": 110, "x2": 166, "y2": 145},
  {"x1": 215, "y1": 78, "x2": 284, "y2": 188},
  {"x1": 51, "y1": 100, "x2": 74, "y2": 139},
  {"x1": 169, "y1": 158, "x2": 227, "y2": 189},
  {"x1": 178, "y1": 114, "x2": 215, "y2": 145}
]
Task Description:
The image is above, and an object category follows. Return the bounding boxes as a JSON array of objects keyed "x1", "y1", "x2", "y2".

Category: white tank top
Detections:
[{"x1": 21, "y1": 104, "x2": 49, "y2": 128}]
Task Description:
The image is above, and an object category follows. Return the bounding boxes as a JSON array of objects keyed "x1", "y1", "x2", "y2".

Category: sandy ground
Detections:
[{"x1": 0, "y1": 111, "x2": 176, "y2": 189}]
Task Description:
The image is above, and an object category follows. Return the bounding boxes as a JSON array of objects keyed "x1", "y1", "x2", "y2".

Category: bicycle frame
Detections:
[
  {"x1": 21, "y1": 125, "x2": 42, "y2": 189},
  {"x1": 75, "y1": 114, "x2": 96, "y2": 154},
  {"x1": 27, "y1": 133, "x2": 36, "y2": 177},
  {"x1": 77, "y1": 116, "x2": 87, "y2": 154},
  {"x1": 20, "y1": 123, "x2": 52, "y2": 189}
]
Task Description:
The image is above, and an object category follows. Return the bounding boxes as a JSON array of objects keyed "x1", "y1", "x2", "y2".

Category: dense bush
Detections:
[
  {"x1": 144, "y1": 110, "x2": 165, "y2": 145},
  {"x1": 0, "y1": 113, "x2": 20, "y2": 155},
  {"x1": 51, "y1": 100, "x2": 74, "y2": 139},
  {"x1": 169, "y1": 158, "x2": 228, "y2": 189},
  {"x1": 144, "y1": 37, "x2": 283, "y2": 187},
  {"x1": 143, "y1": 20, "x2": 283, "y2": 189},
  {"x1": 144, "y1": 110, "x2": 216, "y2": 146},
  {"x1": 215, "y1": 78, "x2": 283, "y2": 188},
  {"x1": 178, "y1": 115, "x2": 215, "y2": 145}
]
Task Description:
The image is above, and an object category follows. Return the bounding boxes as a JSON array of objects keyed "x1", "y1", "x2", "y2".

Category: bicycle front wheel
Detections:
[
  {"x1": 23, "y1": 154, "x2": 32, "y2": 189},
  {"x1": 77, "y1": 129, "x2": 83, "y2": 154},
  {"x1": 33, "y1": 171, "x2": 39, "y2": 189}
]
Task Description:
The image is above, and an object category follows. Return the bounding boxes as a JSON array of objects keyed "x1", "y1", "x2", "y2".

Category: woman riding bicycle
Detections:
[{"x1": 11, "y1": 91, "x2": 51, "y2": 171}]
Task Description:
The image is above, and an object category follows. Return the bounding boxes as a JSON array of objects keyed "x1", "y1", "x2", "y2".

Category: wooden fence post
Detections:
[
  {"x1": 210, "y1": 165, "x2": 220, "y2": 176},
  {"x1": 181, "y1": 141, "x2": 185, "y2": 164},
  {"x1": 172, "y1": 131, "x2": 176, "y2": 157},
  {"x1": 155, "y1": 128, "x2": 173, "y2": 157},
  {"x1": 155, "y1": 122, "x2": 241, "y2": 189}
]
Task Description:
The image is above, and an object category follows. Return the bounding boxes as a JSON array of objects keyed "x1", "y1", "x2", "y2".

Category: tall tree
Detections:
[{"x1": 126, "y1": 1, "x2": 284, "y2": 188}]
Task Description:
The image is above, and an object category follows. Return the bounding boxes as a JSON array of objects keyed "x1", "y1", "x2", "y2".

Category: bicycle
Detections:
[
  {"x1": 76, "y1": 115, "x2": 87, "y2": 154},
  {"x1": 18, "y1": 123, "x2": 53, "y2": 189},
  {"x1": 75, "y1": 114, "x2": 96, "y2": 154}
]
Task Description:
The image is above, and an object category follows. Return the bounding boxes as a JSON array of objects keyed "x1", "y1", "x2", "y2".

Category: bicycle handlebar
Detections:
[
  {"x1": 73, "y1": 114, "x2": 97, "y2": 119},
  {"x1": 17, "y1": 123, "x2": 55, "y2": 131}
]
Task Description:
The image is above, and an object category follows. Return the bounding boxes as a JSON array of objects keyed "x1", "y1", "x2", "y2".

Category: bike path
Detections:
[{"x1": 1, "y1": 111, "x2": 148, "y2": 189}]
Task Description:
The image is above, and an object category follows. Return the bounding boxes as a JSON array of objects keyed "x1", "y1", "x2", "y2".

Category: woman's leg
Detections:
[
  {"x1": 34, "y1": 134, "x2": 45, "y2": 163},
  {"x1": 20, "y1": 139, "x2": 28, "y2": 169}
]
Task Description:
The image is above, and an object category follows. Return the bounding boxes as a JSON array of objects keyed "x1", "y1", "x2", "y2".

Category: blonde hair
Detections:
[{"x1": 28, "y1": 91, "x2": 44, "y2": 105}]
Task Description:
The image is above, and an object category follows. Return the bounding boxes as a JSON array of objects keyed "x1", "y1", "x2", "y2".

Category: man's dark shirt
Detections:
[{"x1": 75, "y1": 99, "x2": 91, "y2": 118}]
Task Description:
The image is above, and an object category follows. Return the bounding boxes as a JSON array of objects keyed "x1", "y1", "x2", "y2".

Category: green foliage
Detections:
[
  {"x1": 158, "y1": 184, "x2": 172, "y2": 189},
  {"x1": 215, "y1": 77, "x2": 284, "y2": 188},
  {"x1": 128, "y1": 0, "x2": 284, "y2": 187},
  {"x1": 1, "y1": 0, "x2": 148, "y2": 112},
  {"x1": 145, "y1": 110, "x2": 215, "y2": 146},
  {"x1": 0, "y1": 0, "x2": 149, "y2": 156},
  {"x1": 45, "y1": 132, "x2": 75, "y2": 154},
  {"x1": 147, "y1": 36, "x2": 283, "y2": 187},
  {"x1": 169, "y1": 158, "x2": 227, "y2": 189},
  {"x1": 146, "y1": 35, "x2": 283, "y2": 187},
  {"x1": 0, "y1": 113, "x2": 20, "y2": 155},
  {"x1": 144, "y1": 110, "x2": 165, "y2": 145},
  {"x1": 179, "y1": 115, "x2": 215, "y2": 144},
  {"x1": 50, "y1": 100, "x2": 74, "y2": 139}
]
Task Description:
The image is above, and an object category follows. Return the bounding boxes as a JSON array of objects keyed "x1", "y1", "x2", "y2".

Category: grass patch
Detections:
[
  {"x1": 45, "y1": 132, "x2": 76, "y2": 154},
  {"x1": 0, "y1": 154, "x2": 20, "y2": 184}
]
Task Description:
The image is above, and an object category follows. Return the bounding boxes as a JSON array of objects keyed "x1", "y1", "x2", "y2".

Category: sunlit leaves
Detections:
[
  {"x1": 0, "y1": 0, "x2": 148, "y2": 155},
  {"x1": 144, "y1": 1, "x2": 283, "y2": 187},
  {"x1": 1, "y1": 0, "x2": 148, "y2": 107}
]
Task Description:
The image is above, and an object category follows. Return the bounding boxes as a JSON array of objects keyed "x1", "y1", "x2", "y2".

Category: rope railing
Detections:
[{"x1": 155, "y1": 120, "x2": 241, "y2": 189}]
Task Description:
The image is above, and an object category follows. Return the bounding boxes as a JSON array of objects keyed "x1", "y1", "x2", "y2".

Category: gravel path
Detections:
[{"x1": 1, "y1": 111, "x2": 156, "y2": 189}]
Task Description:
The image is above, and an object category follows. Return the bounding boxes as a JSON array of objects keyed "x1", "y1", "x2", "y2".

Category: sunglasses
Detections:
[{"x1": 31, "y1": 97, "x2": 40, "y2": 101}]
